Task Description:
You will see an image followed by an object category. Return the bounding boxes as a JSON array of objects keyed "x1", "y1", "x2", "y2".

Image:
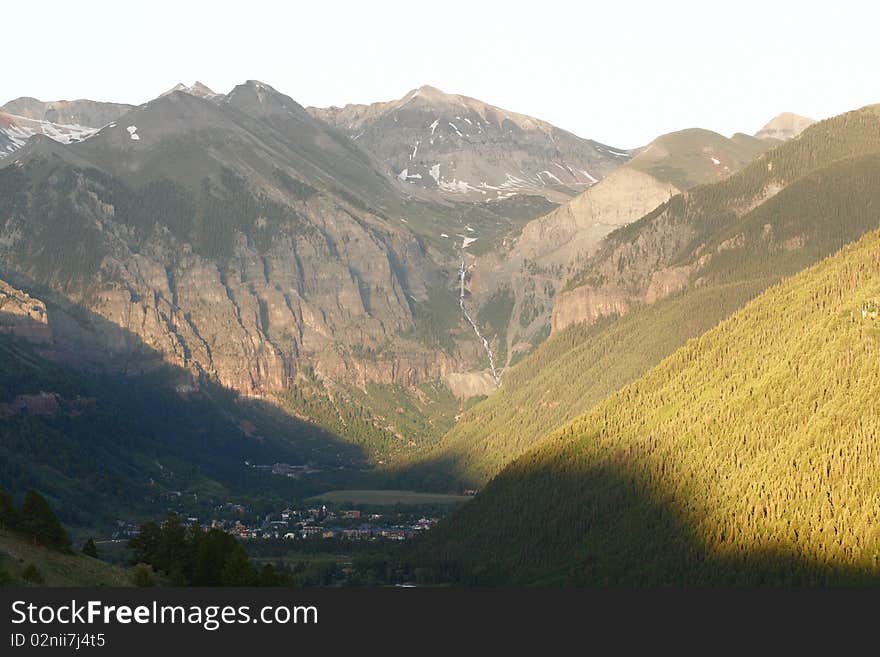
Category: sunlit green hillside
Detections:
[{"x1": 422, "y1": 229, "x2": 880, "y2": 585}]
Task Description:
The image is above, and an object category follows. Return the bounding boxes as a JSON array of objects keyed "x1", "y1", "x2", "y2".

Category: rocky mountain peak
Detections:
[
  {"x1": 308, "y1": 86, "x2": 630, "y2": 202},
  {"x1": 162, "y1": 81, "x2": 217, "y2": 99},
  {"x1": 408, "y1": 84, "x2": 455, "y2": 104},
  {"x1": 224, "y1": 80, "x2": 307, "y2": 117}
]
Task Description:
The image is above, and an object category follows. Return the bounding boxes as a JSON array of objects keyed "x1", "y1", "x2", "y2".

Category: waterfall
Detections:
[{"x1": 458, "y1": 255, "x2": 500, "y2": 387}]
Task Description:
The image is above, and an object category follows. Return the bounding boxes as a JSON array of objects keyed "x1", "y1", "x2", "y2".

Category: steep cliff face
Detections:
[
  {"x1": 310, "y1": 85, "x2": 630, "y2": 203},
  {"x1": 472, "y1": 167, "x2": 679, "y2": 361},
  {"x1": 0, "y1": 84, "x2": 474, "y2": 398},
  {"x1": 0, "y1": 162, "x2": 464, "y2": 396},
  {"x1": 512, "y1": 168, "x2": 679, "y2": 267},
  {"x1": 549, "y1": 285, "x2": 631, "y2": 334},
  {"x1": 550, "y1": 254, "x2": 708, "y2": 332}
]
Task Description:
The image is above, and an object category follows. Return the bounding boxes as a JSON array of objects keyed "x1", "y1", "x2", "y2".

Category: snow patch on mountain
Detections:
[
  {"x1": 538, "y1": 170, "x2": 563, "y2": 184},
  {"x1": 0, "y1": 112, "x2": 99, "y2": 159}
]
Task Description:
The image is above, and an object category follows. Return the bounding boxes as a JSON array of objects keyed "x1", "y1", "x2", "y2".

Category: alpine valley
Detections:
[{"x1": 5, "y1": 77, "x2": 880, "y2": 587}]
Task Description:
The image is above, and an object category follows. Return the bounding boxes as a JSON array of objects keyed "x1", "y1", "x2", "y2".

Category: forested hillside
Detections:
[
  {"x1": 420, "y1": 228, "x2": 880, "y2": 585},
  {"x1": 0, "y1": 332, "x2": 363, "y2": 532},
  {"x1": 401, "y1": 105, "x2": 880, "y2": 488},
  {"x1": 280, "y1": 377, "x2": 464, "y2": 463}
]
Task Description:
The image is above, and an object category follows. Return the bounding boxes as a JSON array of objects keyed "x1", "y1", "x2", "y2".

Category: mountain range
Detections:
[
  {"x1": 309, "y1": 85, "x2": 628, "y2": 203},
  {"x1": 2, "y1": 82, "x2": 455, "y2": 400},
  {"x1": 403, "y1": 103, "x2": 880, "y2": 490},
  {"x1": 0, "y1": 97, "x2": 132, "y2": 160},
  {"x1": 8, "y1": 75, "x2": 872, "y2": 587}
]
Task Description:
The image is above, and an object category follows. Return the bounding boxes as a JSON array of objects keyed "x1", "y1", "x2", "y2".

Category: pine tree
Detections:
[
  {"x1": 82, "y1": 538, "x2": 99, "y2": 559},
  {"x1": 220, "y1": 547, "x2": 253, "y2": 586},
  {"x1": 258, "y1": 563, "x2": 279, "y2": 587},
  {"x1": 0, "y1": 487, "x2": 18, "y2": 531},
  {"x1": 132, "y1": 564, "x2": 156, "y2": 587},
  {"x1": 22, "y1": 563, "x2": 44, "y2": 585},
  {"x1": 19, "y1": 491, "x2": 70, "y2": 550}
]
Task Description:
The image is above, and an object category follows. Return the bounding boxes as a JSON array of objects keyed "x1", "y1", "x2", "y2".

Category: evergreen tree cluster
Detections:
[
  {"x1": 0, "y1": 488, "x2": 70, "y2": 551},
  {"x1": 281, "y1": 377, "x2": 461, "y2": 464},
  {"x1": 129, "y1": 513, "x2": 288, "y2": 586}
]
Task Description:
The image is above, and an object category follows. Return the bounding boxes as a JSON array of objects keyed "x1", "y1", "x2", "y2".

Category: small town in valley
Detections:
[{"x1": 108, "y1": 502, "x2": 442, "y2": 544}]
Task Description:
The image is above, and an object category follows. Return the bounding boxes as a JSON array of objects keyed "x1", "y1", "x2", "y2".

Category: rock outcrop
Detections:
[
  {"x1": 0, "y1": 279, "x2": 53, "y2": 344},
  {"x1": 512, "y1": 168, "x2": 679, "y2": 267},
  {"x1": 550, "y1": 285, "x2": 632, "y2": 333}
]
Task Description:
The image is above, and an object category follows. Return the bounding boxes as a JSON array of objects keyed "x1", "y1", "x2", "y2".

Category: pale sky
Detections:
[{"x1": 4, "y1": 0, "x2": 877, "y2": 148}]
